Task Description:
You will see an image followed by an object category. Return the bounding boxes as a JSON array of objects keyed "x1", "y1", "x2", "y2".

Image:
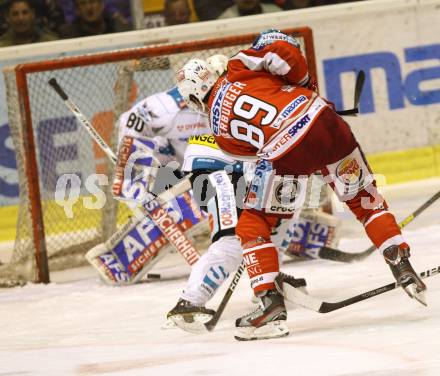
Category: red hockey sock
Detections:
[
  {"x1": 242, "y1": 242, "x2": 279, "y2": 293},
  {"x1": 364, "y1": 211, "x2": 405, "y2": 252},
  {"x1": 236, "y1": 209, "x2": 281, "y2": 294}
]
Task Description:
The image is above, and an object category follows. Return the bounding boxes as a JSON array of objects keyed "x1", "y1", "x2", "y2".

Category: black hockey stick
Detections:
[
  {"x1": 284, "y1": 265, "x2": 439, "y2": 313},
  {"x1": 318, "y1": 189, "x2": 440, "y2": 263},
  {"x1": 336, "y1": 70, "x2": 365, "y2": 116},
  {"x1": 204, "y1": 261, "x2": 246, "y2": 331}
]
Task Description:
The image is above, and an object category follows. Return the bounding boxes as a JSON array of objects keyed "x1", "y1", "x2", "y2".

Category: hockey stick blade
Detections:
[
  {"x1": 284, "y1": 265, "x2": 439, "y2": 314},
  {"x1": 317, "y1": 189, "x2": 440, "y2": 263},
  {"x1": 336, "y1": 70, "x2": 365, "y2": 117}
]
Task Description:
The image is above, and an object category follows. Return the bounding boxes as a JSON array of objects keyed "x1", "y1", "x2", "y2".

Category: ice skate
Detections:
[
  {"x1": 234, "y1": 287, "x2": 289, "y2": 341},
  {"x1": 383, "y1": 245, "x2": 427, "y2": 306},
  {"x1": 167, "y1": 299, "x2": 215, "y2": 334}
]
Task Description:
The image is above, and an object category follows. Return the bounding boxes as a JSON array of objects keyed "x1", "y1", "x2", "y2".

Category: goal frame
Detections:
[{"x1": 11, "y1": 27, "x2": 317, "y2": 283}]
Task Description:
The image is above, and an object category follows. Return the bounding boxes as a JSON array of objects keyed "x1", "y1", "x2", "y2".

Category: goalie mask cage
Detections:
[{"x1": 1, "y1": 27, "x2": 316, "y2": 286}]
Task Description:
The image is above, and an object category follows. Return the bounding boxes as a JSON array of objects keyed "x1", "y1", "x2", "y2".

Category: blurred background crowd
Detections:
[{"x1": 0, "y1": 0, "x2": 366, "y2": 47}]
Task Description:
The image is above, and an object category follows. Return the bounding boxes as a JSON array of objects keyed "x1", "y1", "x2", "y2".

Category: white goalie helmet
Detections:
[{"x1": 176, "y1": 55, "x2": 228, "y2": 112}]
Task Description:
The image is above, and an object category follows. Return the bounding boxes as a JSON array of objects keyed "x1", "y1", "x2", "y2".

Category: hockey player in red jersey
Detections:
[{"x1": 176, "y1": 29, "x2": 427, "y2": 341}]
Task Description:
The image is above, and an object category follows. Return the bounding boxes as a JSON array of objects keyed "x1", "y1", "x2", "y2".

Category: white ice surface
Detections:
[{"x1": 0, "y1": 178, "x2": 439, "y2": 376}]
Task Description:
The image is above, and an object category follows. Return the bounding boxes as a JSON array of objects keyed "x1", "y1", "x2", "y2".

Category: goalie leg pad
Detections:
[
  {"x1": 85, "y1": 215, "x2": 172, "y2": 285},
  {"x1": 273, "y1": 209, "x2": 341, "y2": 258},
  {"x1": 86, "y1": 188, "x2": 207, "y2": 285}
]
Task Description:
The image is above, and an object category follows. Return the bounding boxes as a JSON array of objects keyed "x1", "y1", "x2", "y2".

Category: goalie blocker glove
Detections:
[{"x1": 112, "y1": 135, "x2": 160, "y2": 204}]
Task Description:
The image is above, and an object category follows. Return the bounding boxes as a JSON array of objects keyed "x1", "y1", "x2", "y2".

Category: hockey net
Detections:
[{"x1": 1, "y1": 27, "x2": 317, "y2": 286}]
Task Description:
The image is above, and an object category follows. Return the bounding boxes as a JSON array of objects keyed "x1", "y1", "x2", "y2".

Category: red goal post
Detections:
[{"x1": 1, "y1": 27, "x2": 317, "y2": 286}]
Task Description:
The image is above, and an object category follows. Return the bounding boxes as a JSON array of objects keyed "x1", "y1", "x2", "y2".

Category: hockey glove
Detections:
[{"x1": 112, "y1": 135, "x2": 160, "y2": 204}]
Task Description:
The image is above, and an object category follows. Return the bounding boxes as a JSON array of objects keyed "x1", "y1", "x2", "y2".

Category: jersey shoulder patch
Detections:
[
  {"x1": 188, "y1": 134, "x2": 219, "y2": 149},
  {"x1": 166, "y1": 86, "x2": 187, "y2": 109}
]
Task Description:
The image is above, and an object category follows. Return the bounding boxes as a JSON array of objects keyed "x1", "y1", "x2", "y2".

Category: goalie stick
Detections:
[
  {"x1": 284, "y1": 264, "x2": 439, "y2": 313},
  {"x1": 318, "y1": 188, "x2": 440, "y2": 263},
  {"x1": 48, "y1": 78, "x2": 200, "y2": 266},
  {"x1": 336, "y1": 70, "x2": 365, "y2": 116}
]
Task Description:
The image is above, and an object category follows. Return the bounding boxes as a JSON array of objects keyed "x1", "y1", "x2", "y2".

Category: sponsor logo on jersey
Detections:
[
  {"x1": 336, "y1": 157, "x2": 363, "y2": 187},
  {"x1": 211, "y1": 81, "x2": 246, "y2": 136},
  {"x1": 211, "y1": 83, "x2": 229, "y2": 135},
  {"x1": 334, "y1": 155, "x2": 368, "y2": 196},
  {"x1": 268, "y1": 178, "x2": 300, "y2": 214},
  {"x1": 210, "y1": 171, "x2": 237, "y2": 231},
  {"x1": 260, "y1": 97, "x2": 328, "y2": 160},
  {"x1": 275, "y1": 179, "x2": 299, "y2": 205},
  {"x1": 112, "y1": 136, "x2": 133, "y2": 196},
  {"x1": 272, "y1": 95, "x2": 308, "y2": 129},
  {"x1": 250, "y1": 275, "x2": 264, "y2": 289},
  {"x1": 220, "y1": 82, "x2": 246, "y2": 135},
  {"x1": 243, "y1": 251, "x2": 262, "y2": 277},
  {"x1": 188, "y1": 134, "x2": 219, "y2": 149},
  {"x1": 244, "y1": 160, "x2": 273, "y2": 210},
  {"x1": 288, "y1": 114, "x2": 310, "y2": 137},
  {"x1": 269, "y1": 114, "x2": 311, "y2": 156},
  {"x1": 177, "y1": 122, "x2": 206, "y2": 133},
  {"x1": 166, "y1": 86, "x2": 186, "y2": 109}
]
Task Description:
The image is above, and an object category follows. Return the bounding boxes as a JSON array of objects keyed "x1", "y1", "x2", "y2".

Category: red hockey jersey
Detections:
[{"x1": 208, "y1": 41, "x2": 328, "y2": 161}]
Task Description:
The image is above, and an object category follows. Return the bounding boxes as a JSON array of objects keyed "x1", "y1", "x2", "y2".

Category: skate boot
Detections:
[
  {"x1": 166, "y1": 299, "x2": 215, "y2": 334},
  {"x1": 235, "y1": 287, "x2": 289, "y2": 341},
  {"x1": 383, "y1": 244, "x2": 427, "y2": 306}
]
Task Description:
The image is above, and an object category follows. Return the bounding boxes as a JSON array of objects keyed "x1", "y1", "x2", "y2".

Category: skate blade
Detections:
[
  {"x1": 234, "y1": 320, "x2": 289, "y2": 341},
  {"x1": 161, "y1": 318, "x2": 177, "y2": 330},
  {"x1": 404, "y1": 283, "x2": 427, "y2": 307},
  {"x1": 168, "y1": 313, "x2": 213, "y2": 334}
]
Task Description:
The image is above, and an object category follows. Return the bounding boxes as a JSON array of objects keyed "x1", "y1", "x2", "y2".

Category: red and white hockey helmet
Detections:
[{"x1": 176, "y1": 56, "x2": 226, "y2": 112}]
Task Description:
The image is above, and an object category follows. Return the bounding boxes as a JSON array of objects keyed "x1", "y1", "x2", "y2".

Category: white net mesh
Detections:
[{"x1": 0, "y1": 29, "x2": 315, "y2": 286}]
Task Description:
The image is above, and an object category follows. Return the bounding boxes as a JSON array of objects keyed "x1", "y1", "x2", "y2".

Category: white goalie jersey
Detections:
[{"x1": 117, "y1": 86, "x2": 211, "y2": 166}]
